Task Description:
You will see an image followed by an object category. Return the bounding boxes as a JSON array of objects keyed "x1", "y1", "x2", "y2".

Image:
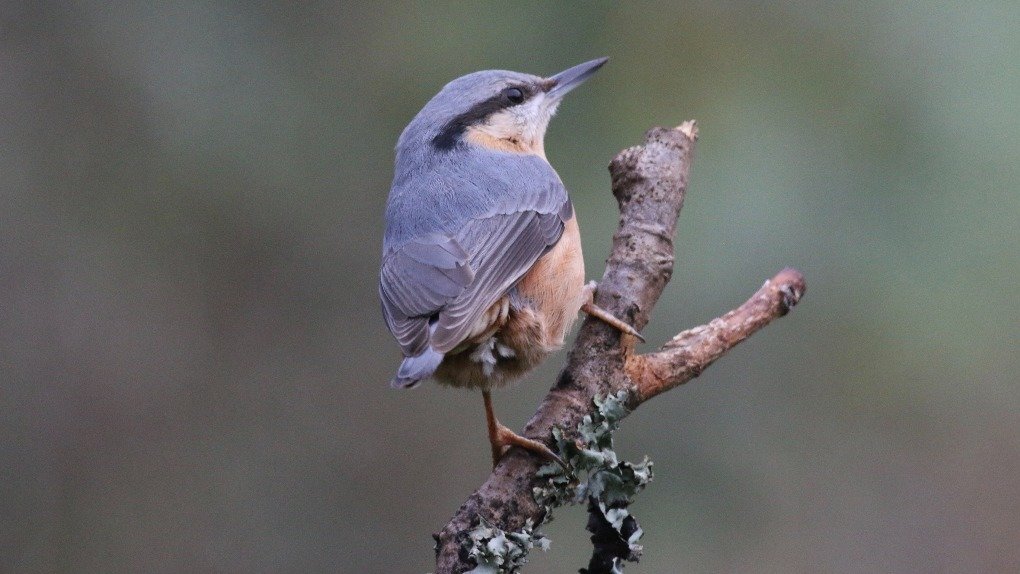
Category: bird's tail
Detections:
[{"x1": 391, "y1": 347, "x2": 444, "y2": 389}]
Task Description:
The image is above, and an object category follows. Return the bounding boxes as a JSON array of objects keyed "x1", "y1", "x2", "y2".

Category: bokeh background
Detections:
[{"x1": 3, "y1": 2, "x2": 1018, "y2": 572}]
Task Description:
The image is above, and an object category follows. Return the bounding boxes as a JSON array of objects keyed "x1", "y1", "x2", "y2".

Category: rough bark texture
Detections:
[{"x1": 433, "y1": 122, "x2": 806, "y2": 572}]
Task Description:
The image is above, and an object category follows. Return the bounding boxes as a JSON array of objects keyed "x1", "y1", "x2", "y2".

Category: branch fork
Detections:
[{"x1": 434, "y1": 121, "x2": 806, "y2": 572}]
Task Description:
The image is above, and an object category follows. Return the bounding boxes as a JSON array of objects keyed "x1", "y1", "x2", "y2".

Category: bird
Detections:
[{"x1": 379, "y1": 57, "x2": 641, "y2": 468}]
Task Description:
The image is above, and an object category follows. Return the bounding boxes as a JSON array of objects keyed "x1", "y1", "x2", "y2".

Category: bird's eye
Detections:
[{"x1": 503, "y1": 87, "x2": 525, "y2": 105}]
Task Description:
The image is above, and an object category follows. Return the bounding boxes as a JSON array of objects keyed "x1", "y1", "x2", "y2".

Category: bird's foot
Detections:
[
  {"x1": 581, "y1": 281, "x2": 645, "y2": 342},
  {"x1": 490, "y1": 422, "x2": 567, "y2": 470}
]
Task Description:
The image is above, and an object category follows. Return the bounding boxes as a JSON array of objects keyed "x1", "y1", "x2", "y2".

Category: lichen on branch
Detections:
[
  {"x1": 459, "y1": 390, "x2": 651, "y2": 574},
  {"x1": 536, "y1": 390, "x2": 652, "y2": 573}
]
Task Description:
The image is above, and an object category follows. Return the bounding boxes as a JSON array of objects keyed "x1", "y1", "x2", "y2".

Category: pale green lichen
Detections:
[
  {"x1": 535, "y1": 389, "x2": 653, "y2": 570},
  {"x1": 535, "y1": 390, "x2": 653, "y2": 507},
  {"x1": 463, "y1": 517, "x2": 550, "y2": 574},
  {"x1": 460, "y1": 390, "x2": 652, "y2": 573}
]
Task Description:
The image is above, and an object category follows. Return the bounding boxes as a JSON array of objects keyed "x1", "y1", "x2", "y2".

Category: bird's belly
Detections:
[
  {"x1": 515, "y1": 215, "x2": 586, "y2": 347},
  {"x1": 433, "y1": 217, "x2": 585, "y2": 390}
]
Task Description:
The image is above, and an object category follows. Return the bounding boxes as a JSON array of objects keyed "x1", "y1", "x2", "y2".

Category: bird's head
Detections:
[{"x1": 397, "y1": 58, "x2": 608, "y2": 163}]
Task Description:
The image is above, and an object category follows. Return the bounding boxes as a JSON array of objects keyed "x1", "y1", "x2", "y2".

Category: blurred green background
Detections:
[{"x1": 3, "y1": 1, "x2": 1018, "y2": 572}]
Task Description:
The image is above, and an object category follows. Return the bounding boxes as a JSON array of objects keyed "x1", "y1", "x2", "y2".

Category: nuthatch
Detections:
[{"x1": 379, "y1": 58, "x2": 641, "y2": 467}]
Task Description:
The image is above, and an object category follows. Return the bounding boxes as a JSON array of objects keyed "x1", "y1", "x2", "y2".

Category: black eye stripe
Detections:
[{"x1": 432, "y1": 84, "x2": 535, "y2": 150}]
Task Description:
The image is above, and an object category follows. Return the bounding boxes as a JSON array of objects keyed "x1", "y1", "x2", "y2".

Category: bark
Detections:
[{"x1": 433, "y1": 121, "x2": 806, "y2": 572}]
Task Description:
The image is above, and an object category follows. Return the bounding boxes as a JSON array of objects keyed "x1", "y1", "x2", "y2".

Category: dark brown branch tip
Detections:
[{"x1": 772, "y1": 267, "x2": 806, "y2": 314}]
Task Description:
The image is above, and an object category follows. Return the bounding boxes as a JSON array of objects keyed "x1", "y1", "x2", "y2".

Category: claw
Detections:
[
  {"x1": 484, "y1": 390, "x2": 568, "y2": 470},
  {"x1": 492, "y1": 423, "x2": 568, "y2": 470},
  {"x1": 581, "y1": 281, "x2": 645, "y2": 342}
]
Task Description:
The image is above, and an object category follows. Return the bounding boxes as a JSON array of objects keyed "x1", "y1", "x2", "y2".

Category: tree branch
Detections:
[
  {"x1": 627, "y1": 266, "x2": 805, "y2": 406},
  {"x1": 433, "y1": 121, "x2": 806, "y2": 572}
]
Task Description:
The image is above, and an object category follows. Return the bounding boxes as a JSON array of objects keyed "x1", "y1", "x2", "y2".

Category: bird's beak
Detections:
[{"x1": 546, "y1": 57, "x2": 608, "y2": 100}]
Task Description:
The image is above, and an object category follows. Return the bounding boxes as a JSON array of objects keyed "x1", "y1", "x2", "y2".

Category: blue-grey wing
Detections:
[
  {"x1": 378, "y1": 234, "x2": 474, "y2": 355},
  {"x1": 379, "y1": 199, "x2": 571, "y2": 359},
  {"x1": 379, "y1": 152, "x2": 571, "y2": 387}
]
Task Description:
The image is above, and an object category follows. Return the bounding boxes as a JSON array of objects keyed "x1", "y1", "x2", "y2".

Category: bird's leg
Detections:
[
  {"x1": 581, "y1": 281, "x2": 645, "y2": 342},
  {"x1": 483, "y1": 390, "x2": 565, "y2": 469}
]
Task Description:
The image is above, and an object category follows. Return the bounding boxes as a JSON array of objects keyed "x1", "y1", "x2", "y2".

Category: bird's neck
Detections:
[{"x1": 464, "y1": 125, "x2": 547, "y2": 160}]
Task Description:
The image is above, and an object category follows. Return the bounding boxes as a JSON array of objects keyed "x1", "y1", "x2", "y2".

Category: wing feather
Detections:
[
  {"x1": 380, "y1": 151, "x2": 572, "y2": 378},
  {"x1": 380, "y1": 207, "x2": 567, "y2": 356}
]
